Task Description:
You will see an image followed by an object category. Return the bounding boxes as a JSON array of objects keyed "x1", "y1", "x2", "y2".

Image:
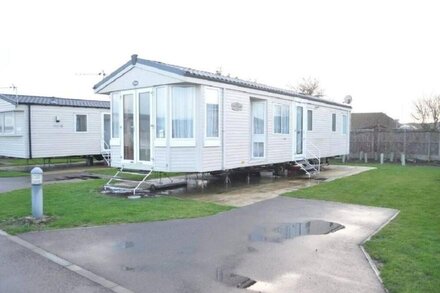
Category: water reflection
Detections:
[{"x1": 249, "y1": 220, "x2": 344, "y2": 243}]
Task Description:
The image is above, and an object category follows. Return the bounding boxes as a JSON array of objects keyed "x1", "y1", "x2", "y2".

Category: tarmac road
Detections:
[
  {"x1": 20, "y1": 196, "x2": 397, "y2": 293},
  {"x1": 0, "y1": 234, "x2": 111, "y2": 293}
]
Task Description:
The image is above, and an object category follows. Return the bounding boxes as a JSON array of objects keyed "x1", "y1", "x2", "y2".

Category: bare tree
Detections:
[
  {"x1": 412, "y1": 95, "x2": 440, "y2": 130},
  {"x1": 293, "y1": 77, "x2": 324, "y2": 97}
]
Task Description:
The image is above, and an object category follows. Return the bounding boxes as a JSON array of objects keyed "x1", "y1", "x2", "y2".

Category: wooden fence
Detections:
[{"x1": 350, "y1": 129, "x2": 440, "y2": 161}]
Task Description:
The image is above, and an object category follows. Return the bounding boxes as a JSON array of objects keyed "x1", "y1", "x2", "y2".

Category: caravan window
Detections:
[
  {"x1": 75, "y1": 114, "x2": 88, "y2": 132},
  {"x1": 0, "y1": 113, "x2": 4, "y2": 134},
  {"x1": 332, "y1": 113, "x2": 336, "y2": 132},
  {"x1": 205, "y1": 88, "x2": 220, "y2": 138},
  {"x1": 3, "y1": 112, "x2": 15, "y2": 134},
  {"x1": 171, "y1": 86, "x2": 195, "y2": 140},
  {"x1": 156, "y1": 87, "x2": 167, "y2": 140},
  {"x1": 273, "y1": 104, "x2": 289, "y2": 134},
  {"x1": 342, "y1": 115, "x2": 348, "y2": 134},
  {"x1": 307, "y1": 110, "x2": 313, "y2": 131},
  {"x1": 111, "y1": 93, "x2": 120, "y2": 138}
]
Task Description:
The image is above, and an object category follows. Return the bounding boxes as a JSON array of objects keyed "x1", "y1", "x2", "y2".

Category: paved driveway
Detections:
[
  {"x1": 0, "y1": 234, "x2": 111, "y2": 293},
  {"x1": 21, "y1": 197, "x2": 397, "y2": 293}
]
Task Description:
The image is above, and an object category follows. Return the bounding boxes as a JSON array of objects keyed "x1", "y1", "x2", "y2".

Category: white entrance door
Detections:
[
  {"x1": 102, "y1": 113, "x2": 111, "y2": 151},
  {"x1": 251, "y1": 100, "x2": 266, "y2": 159},
  {"x1": 137, "y1": 90, "x2": 152, "y2": 164},
  {"x1": 295, "y1": 105, "x2": 305, "y2": 157},
  {"x1": 121, "y1": 89, "x2": 153, "y2": 166}
]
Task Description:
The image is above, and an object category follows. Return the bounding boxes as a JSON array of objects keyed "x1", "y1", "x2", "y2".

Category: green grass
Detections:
[
  {"x1": 0, "y1": 157, "x2": 83, "y2": 166},
  {"x1": 0, "y1": 179, "x2": 232, "y2": 235},
  {"x1": 284, "y1": 164, "x2": 440, "y2": 293},
  {"x1": 0, "y1": 170, "x2": 28, "y2": 177}
]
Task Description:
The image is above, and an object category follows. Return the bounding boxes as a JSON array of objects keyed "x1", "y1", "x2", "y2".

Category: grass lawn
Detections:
[
  {"x1": 284, "y1": 164, "x2": 440, "y2": 293},
  {"x1": 0, "y1": 170, "x2": 28, "y2": 177},
  {"x1": 0, "y1": 179, "x2": 232, "y2": 235}
]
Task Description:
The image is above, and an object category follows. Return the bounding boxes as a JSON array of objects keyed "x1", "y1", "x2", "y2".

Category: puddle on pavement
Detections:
[
  {"x1": 153, "y1": 172, "x2": 324, "y2": 198},
  {"x1": 249, "y1": 220, "x2": 344, "y2": 243},
  {"x1": 216, "y1": 267, "x2": 257, "y2": 289}
]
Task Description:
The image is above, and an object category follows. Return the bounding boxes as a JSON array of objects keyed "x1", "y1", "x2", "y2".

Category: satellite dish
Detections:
[{"x1": 343, "y1": 95, "x2": 352, "y2": 104}]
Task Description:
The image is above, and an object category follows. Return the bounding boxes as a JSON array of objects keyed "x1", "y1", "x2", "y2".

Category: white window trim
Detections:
[
  {"x1": 74, "y1": 114, "x2": 88, "y2": 133},
  {"x1": 307, "y1": 109, "x2": 313, "y2": 132},
  {"x1": 273, "y1": 103, "x2": 290, "y2": 135},
  {"x1": 170, "y1": 85, "x2": 196, "y2": 147},
  {"x1": 154, "y1": 86, "x2": 168, "y2": 147},
  {"x1": 204, "y1": 87, "x2": 221, "y2": 147},
  {"x1": 342, "y1": 114, "x2": 348, "y2": 135},
  {"x1": 332, "y1": 113, "x2": 337, "y2": 132},
  {"x1": 0, "y1": 111, "x2": 17, "y2": 136}
]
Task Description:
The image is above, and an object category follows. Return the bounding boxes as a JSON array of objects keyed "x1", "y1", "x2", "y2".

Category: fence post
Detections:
[
  {"x1": 380, "y1": 153, "x2": 384, "y2": 164},
  {"x1": 401, "y1": 153, "x2": 406, "y2": 166},
  {"x1": 359, "y1": 151, "x2": 363, "y2": 161},
  {"x1": 342, "y1": 155, "x2": 346, "y2": 163},
  {"x1": 364, "y1": 153, "x2": 368, "y2": 163}
]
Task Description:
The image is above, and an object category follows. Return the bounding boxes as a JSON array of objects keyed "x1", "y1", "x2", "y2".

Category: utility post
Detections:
[{"x1": 31, "y1": 167, "x2": 44, "y2": 219}]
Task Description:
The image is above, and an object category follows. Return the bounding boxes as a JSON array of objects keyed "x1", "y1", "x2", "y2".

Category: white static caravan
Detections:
[
  {"x1": 0, "y1": 94, "x2": 110, "y2": 159},
  {"x1": 94, "y1": 55, "x2": 351, "y2": 174}
]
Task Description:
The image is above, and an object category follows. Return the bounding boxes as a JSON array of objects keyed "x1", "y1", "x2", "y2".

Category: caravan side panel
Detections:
[
  {"x1": 305, "y1": 105, "x2": 350, "y2": 158},
  {"x1": 223, "y1": 89, "x2": 251, "y2": 169},
  {"x1": 31, "y1": 105, "x2": 108, "y2": 158}
]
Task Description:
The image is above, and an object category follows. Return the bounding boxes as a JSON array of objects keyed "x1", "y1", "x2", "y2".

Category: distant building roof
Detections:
[
  {"x1": 94, "y1": 55, "x2": 351, "y2": 109},
  {"x1": 351, "y1": 112, "x2": 399, "y2": 130},
  {"x1": 0, "y1": 94, "x2": 109, "y2": 109}
]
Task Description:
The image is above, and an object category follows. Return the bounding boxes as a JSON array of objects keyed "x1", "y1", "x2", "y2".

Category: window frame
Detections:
[
  {"x1": 111, "y1": 92, "x2": 121, "y2": 140},
  {"x1": 0, "y1": 112, "x2": 3, "y2": 134},
  {"x1": 154, "y1": 86, "x2": 168, "y2": 147},
  {"x1": 74, "y1": 114, "x2": 88, "y2": 133},
  {"x1": 273, "y1": 103, "x2": 290, "y2": 135},
  {"x1": 307, "y1": 109, "x2": 313, "y2": 131},
  {"x1": 332, "y1": 113, "x2": 337, "y2": 132},
  {"x1": 342, "y1": 114, "x2": 348, "y2": 135},
  {"x1": 204, "y1": 87, "x2": 221, "y2": 147},
  {"x1": 170, "y1": 85, "x2": 196, "y2": 147},
  {"x1": 0, "y1": 111, "x2": 16, "y2": 136}
]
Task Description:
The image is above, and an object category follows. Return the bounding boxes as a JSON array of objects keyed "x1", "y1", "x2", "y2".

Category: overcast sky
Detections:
[{"x1": 1, "y1": 0, "x2": 439, "y2": 123}]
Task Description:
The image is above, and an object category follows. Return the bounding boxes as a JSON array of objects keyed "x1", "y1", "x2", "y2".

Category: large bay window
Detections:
[
  {"x1": 205, "y1": 87, "x2": 220, "y2": 145},
  {"x1": 0, "y1": 112, "x2": 15, "y2": 135},
  {"x1": 171, "y1": 86, "x2": 195, "y2": 145},
  {"x1": 273, "y1": 104, "x2": 289, "y2": 134}
]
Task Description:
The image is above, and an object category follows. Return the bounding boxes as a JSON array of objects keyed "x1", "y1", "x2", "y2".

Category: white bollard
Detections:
[
  {"x1": 342, "y1": 155, "x2": 346, "y2": 163},
  {"x1": 360, "y1": 151, "x2": 364, "y2": 161},
  {"x1": 390, "y1": 152, "x2": 394, "y2": 162},
  {"x1": 31, "y1": 167, "x2": 44, "y2": 219},
  {"x1": 401, "y1": 153, "x2": 406, "y2": 166},
  {"x1": 364, "y1": 153, "x2": 368, "y2": 163},
  {"x1": 380, "y1": 153, "x2": 384, "y2": 164}
]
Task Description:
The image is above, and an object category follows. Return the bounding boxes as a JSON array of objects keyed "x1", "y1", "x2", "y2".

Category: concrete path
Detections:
[
  {"x1": 0, "y1": 234, "x2": 111, "y2": 293},
  {"x1": 20, "y1": 197, "x2": 397, "y2": 293},
  {"x1": 176, "y1": 165, "x2": 375, "y2": 207}
]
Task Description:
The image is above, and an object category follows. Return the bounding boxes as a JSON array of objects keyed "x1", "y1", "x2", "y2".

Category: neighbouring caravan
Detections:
[
  {"x1": 94, "y1": 55, "x2": 351, "y2": 173},
  {"x1": 0, "y1": 94, "x2": 110, "y2": 159}
]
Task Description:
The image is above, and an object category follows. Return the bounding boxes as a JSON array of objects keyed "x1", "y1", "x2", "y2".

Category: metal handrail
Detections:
[{"x1": 306, "y1": 141, "x2": 321, "y2": 173}]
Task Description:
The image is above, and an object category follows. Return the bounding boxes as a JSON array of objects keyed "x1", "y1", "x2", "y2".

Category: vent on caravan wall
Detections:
[{"x1": 343, "y1": 95, "x2": 352, "y2": 104}]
